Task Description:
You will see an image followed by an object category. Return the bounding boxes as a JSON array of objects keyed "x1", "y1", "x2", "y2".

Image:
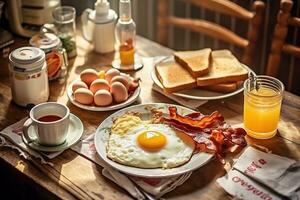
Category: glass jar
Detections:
[
  {"x1": 53, "y1": 6, "x2": 77, "y2": 58},
  {"x1": 243, "y1": 75, "x2": 284, "y2": 139},
  {"x1": 30, "y1": 32, "x2": 68, "y2": 80}
]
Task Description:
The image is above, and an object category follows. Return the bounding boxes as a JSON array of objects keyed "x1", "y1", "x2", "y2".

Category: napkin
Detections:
[
  {"x1": 143, "y1": 56, "x2": 207, "y2": 109},
  {"x1": 71, "y1": 133, "x2": 192, "y2": 199},
  {"x1": 217, "y1": 146, "x2": 300, "y2": 200},
  {"x1": 0, "y1": 118, "x2": 63, "y2": 164}
]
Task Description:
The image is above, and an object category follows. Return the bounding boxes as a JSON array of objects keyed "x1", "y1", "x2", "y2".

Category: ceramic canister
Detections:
[{"x1": 9, "y1": 47, "x2": 49, "y2": 107}]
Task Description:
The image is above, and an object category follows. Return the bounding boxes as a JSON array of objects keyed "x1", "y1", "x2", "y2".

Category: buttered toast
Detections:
[
  {"x1": 155, "y1": 60, "x2": 242, "y2": 93},
  {"x1": 196, "y1": 50, "x2": 248, "y2": 86},
  {"x1": 174, "y1": 48, "x2": 211, "y2": 78},
  {"x1": 155, "y1": 61, "x2": 197, "y2": 93}
]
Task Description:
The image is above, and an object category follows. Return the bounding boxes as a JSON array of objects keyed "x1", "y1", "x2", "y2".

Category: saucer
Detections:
[
  {"x1": 22, "y1": 113, "x2": 84, "y2": 152},
  {"x1": 112, "y1": 58, "x2": 143, "y2": 71}
]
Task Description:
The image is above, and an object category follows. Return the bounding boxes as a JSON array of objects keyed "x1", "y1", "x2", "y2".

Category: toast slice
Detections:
[
  {"x1": 199, "y1": 82, "x2": 241, "y2": 93},
  {"x1": 155, "y1": 60, "x2": 197, "y2": 93},
  {"x1": 174, "y1": 48, "x2": 211, "y2": 78},
  {"x1": 196, "y1": 50, "x2": 248, "y2": 86}
]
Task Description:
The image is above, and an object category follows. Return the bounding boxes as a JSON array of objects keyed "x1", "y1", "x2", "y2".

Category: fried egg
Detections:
[{"x1": 106, "y1": 115, "x2": 195, "y2": 169}]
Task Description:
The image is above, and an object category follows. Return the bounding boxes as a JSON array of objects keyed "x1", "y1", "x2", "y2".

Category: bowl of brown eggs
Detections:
[{"x1": 67, "y1": 68, "x2": 141, "y2": 111}]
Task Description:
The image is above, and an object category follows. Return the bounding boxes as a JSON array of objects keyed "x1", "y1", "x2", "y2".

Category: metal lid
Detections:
[
  {"x1": 9, "y1": 47, "x2": 45, "y2": 72},
  {"x1": 29, "y1": 33, "x2": 61, "y2": 51}
]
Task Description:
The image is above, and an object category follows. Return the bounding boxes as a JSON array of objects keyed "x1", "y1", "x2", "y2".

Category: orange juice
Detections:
[{"x1": 243, "y1": 76, "x2": 284, "y2": 139}]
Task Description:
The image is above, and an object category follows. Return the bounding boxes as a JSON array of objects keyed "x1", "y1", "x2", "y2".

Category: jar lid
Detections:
[
  {"x1": 9, "y1": 47, "x2": 45, "y2": 72},
  {"x1": 29, "y1": 33, "x2": 61, "y2": 51}
]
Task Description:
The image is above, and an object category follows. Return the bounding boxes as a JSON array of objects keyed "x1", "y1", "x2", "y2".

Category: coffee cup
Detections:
[{"x1": 23, "y1": 102, "x2": 70, "y2": 146}]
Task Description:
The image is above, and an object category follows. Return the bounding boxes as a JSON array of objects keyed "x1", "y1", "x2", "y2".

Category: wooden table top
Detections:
[{"x1": 0, "y1": 35, "x2": 300, "y2": 200}]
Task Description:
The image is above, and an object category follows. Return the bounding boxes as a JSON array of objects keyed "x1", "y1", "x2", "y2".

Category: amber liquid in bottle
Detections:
[{"x1": 115, "y1": 0, "x2": 136, "y2": 66}]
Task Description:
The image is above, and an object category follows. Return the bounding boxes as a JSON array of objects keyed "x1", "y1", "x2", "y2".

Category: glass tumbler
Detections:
[
  {"x1": 243, "y1": 76, "x2": 284, "y2": 139},
  {"x1": 53, "y1": 6, "x2": 77, "y2": 58}
]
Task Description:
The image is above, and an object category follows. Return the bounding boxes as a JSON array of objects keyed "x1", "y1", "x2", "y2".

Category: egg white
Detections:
[{"x1": 107, "y1": 123, "x2": 195, "y2": 169}]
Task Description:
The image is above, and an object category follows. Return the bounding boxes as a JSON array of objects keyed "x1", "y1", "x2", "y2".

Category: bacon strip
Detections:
[
  {"x1": 168, "y1": 107, "x2": 224, "y2": 128},
  {"x1": 162, "y1": 107, "x2": 247, "y2": 164}
]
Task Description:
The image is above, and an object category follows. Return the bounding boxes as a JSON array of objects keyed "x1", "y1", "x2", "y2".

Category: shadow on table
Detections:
[{"x1": 164, "y1": 159, "x2": 226, "y2": 198}]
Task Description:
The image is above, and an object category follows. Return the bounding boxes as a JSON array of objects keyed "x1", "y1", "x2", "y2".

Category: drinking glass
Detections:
[
  {"x1": 243, "y1": 75, "x2": 284, "y2": 139},
  {"x1": 53, "y1": 6, "x2": 77, "y2": 58}
]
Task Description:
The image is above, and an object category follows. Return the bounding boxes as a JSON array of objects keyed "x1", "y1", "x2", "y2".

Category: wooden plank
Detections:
[
  {"x1": 168, "y1": 16, "x2": 249, "y2": 47},
  {"x1": 288, "y1": 16, "x2": 300, "y2": 27},
  {"x1": 183, "y1": 0, "x2": 253, "y2": 20},
  {"x1": 157, "y1": 0, "x2": 170, "y2": 46},
  {"x1": 282, "y1": 43, "x2": 300, "y2": 57}
]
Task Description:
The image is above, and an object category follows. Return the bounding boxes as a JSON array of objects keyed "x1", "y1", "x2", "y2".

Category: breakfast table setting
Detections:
[{"x1": 0, "y1": 1, "x2": 300, "y2": 200}]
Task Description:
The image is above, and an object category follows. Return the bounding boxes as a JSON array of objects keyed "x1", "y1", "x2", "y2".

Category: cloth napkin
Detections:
[
  {"x1": 217, "y1": 146, "x2": 300, "y2": 200},
  {"x1": 142, "y1": 56, "x2": 207, "y2": 109},
  {"x1": 71, "y1": 133, "x2": 192, "y2": 199},
  {"x1": 0, "y1": 118, "x2": 63, "y2": 165}
]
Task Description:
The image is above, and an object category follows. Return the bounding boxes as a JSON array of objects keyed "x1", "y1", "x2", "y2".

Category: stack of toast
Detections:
[{"x1": 155, "y1": 49, "x2": 248, "y2": 93}]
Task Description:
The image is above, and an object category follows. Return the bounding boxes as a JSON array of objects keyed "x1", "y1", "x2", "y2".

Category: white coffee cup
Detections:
[{"x1": 23, "y1": 102, "x2": 70, "y2": 146}]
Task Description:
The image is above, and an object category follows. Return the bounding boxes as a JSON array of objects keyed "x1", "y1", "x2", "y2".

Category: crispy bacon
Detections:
[
  {"x1": 168, "y1": 107, "x2": 224, "y2": 128},
  {"x1": 162, "y1": 106, "x2": 247, "y2": 164}
]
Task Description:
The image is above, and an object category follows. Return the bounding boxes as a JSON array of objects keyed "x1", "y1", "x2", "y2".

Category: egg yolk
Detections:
[{"x1": 137, "y1": 131, "x2": 166, "y2": 151}]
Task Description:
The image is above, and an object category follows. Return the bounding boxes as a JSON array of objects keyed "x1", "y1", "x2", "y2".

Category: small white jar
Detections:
[{"x1": 9, "y1": 47, "x2": 49, "y2": 107}]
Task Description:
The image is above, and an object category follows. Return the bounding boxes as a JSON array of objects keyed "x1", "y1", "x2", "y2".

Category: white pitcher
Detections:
[{"x1": 82, "y1": 0, "x2": 117, "y2": 53}]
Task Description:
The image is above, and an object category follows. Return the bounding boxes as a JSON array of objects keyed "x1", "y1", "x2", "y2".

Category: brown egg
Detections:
[
  {"x1": 94, "y1": 90, "x2": 113, "y2": 106},
  {"x1": 110, "y1": 82, "x2": 128, "y2": 103},
  {"x1": 74, "y1": 88, "x2": 94, "y2": 105},
  {"x1": 90, "y1": 79, "x2": 110, "y2": 94},
  {"x1": 105, "y1": 68, "x2": 120, "y2": 83},
  {"x1": 80, "y1": 69, "x2": 98, "y2": 85},
  {"x1": 72, "y1": 80, "x2": 88, "y2": 93},
  {"x1": 110, "y1": 75, "x2": 131, "y2": 90}
]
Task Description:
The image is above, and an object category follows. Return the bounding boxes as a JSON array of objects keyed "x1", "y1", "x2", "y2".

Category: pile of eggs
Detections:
[{"x1": 72, "y1": 68, "x2": 139, "y2": 106}]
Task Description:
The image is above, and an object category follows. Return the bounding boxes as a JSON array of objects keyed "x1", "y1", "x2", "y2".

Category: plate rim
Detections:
[
  {"x1": 22, "y1": 113, "x2": 84, "y2": 152},
  {"x1": 94, "y1": 103, "x2": 213, "y2": 178},
  {"x1": 67, "y1": 78, "x2": 141, "y2": 111},
  {"x1": 151, "y1": 57, "x2": 255, "y2": 100}
]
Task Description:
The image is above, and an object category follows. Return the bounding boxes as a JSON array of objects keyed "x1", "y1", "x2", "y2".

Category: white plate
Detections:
[
  {"x1": 22, "y1": 113, "x2": 83, "y2": 152},
  {"x1": 67, "y1": 78, "x2": 141, "y2": 111},
  {"x1": 94, "y1": 103, "x2": 213, "y2": 178},
  {"x1": 151, "y1": 57, "x2": 255, "y2": 100}
]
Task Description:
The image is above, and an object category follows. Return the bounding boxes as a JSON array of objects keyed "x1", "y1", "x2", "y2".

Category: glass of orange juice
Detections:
[{"x1": 243, "y1": 75, "x2": 284, "y2": 139}]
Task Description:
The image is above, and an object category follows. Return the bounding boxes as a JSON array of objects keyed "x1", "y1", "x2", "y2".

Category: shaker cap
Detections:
[{"x1": 9, "y1": 47, "x2": 45, "y2": 72}]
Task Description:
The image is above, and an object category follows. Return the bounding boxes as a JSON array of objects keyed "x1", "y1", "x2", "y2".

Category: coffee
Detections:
[{"x1": 38, "y1": 115, "x2": 61, "y2": 122}]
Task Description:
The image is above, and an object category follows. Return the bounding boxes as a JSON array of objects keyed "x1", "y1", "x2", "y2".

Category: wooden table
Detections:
[{"x1": 0, "y1": 35, "x2": 299, "y2": 200}]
